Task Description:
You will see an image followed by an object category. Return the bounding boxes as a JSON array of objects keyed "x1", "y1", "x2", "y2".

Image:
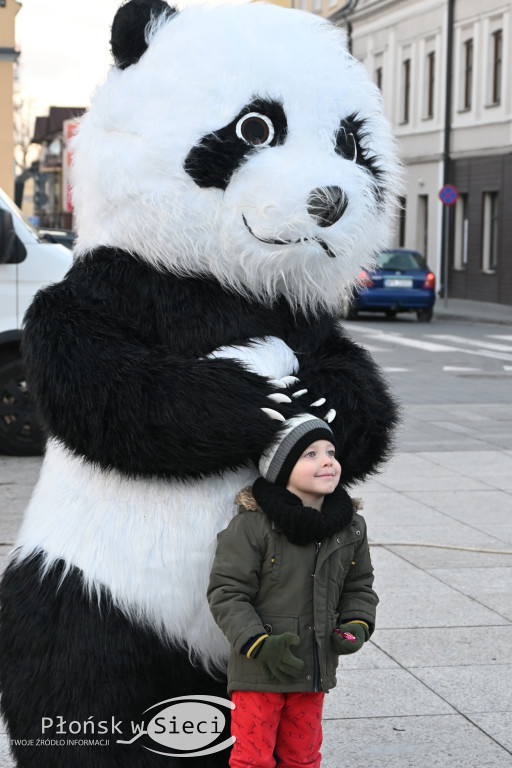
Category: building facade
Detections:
[
  {"x1": 0, "y1": 0, "x2": 21, "y2": 197},
  {"x1": 306, "y1": 0, "x2": 511, "y2": 305}
]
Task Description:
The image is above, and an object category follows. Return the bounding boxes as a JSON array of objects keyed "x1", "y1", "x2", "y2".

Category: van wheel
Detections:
[
  {"x1": 0, "y1": 359, "x2": 45, "y2": 456},
  {"x1": 416, "y1": 308, "x2": 433, "y2": 323}
]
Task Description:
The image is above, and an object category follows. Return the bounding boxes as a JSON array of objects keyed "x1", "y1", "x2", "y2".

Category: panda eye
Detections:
[{"x1": 236, "y1": 113, "x2": 275, "y2": 147}]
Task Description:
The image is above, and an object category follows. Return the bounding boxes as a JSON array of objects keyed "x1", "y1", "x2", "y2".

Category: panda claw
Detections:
[
  {"x1": 292, "y1": 389, "x2": 308, "y2": 398},
  {"x1": 311, "y1": 397, "x2": 326, "y2": 407},
  {"x1": 261, "y1": 407, "x2": 286, "y2": 422},
  {"x1": 269, "y1": 375, "x2": 300, "y2": 389},
  {"x1": 267, "y1": 393, "x2": 292, "y2": 404},
  {"x1": 325, "y1": 409, "x2": 336, "y2": 423}
]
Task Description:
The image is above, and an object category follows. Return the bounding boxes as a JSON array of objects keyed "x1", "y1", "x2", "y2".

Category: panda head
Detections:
[{"x1": 72, "y1": 0, "x2": 401, "y2": 311}]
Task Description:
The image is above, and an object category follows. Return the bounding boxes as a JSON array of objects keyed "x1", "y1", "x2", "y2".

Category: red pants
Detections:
[{"x1": 229, "y1": 690, "x2": 325, "y2": 768}]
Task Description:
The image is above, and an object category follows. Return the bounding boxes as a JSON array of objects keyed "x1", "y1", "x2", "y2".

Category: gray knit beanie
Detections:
[{"x1": 259, "y1": 414, "x2": 336, "y2": 487}]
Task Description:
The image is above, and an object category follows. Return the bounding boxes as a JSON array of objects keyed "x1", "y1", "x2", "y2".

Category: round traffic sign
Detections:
[{"x1": 439, "y1": 184, "x2": 459, "y2": 205}]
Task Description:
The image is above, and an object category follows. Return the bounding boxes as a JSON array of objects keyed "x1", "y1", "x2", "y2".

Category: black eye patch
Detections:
[
  {"x1": 335, "y1": 113, "x2": 383, "y2": 188},
  {"x1": 184, "y1": 98, "x2": 288, "y2": 190}
]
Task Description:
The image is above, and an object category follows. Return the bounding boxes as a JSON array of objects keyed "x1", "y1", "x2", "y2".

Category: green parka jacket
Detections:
[{"x1": 207, "y1": 487, "x2": 378, "y2": 695}]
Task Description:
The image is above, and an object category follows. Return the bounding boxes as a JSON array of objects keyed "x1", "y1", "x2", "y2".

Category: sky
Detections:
[{"x1": 15, "y1": 0, "x2": 241, "y2": 121}]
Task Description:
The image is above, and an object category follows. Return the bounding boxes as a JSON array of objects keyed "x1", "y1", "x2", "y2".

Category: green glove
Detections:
[
  {"x1": 331, "y1": 622, "x2": 369, "y2": 655},
  {"x1": 256, "y1": 633, "x2": 304, "y2": 683}
]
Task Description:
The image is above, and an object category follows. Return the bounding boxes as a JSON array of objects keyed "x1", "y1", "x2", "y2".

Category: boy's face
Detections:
[{"x1": 286, "y1": 439, "x2": 341, "y2": 503}]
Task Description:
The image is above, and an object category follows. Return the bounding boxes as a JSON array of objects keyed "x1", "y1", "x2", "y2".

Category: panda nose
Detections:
[{"x1": 307, "y1": 186, "x2": 348, "y2": 227}]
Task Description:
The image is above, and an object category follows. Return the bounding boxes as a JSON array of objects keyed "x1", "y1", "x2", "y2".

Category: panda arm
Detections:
[
  {"x1": 22, "y1": 286, "x2": 292, "y2": 478},
  {"x1": 294, "y1": 321, "x2": 399, "y2": 485}
]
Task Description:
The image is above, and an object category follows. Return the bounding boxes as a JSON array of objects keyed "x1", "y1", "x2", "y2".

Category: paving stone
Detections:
[
  {"x1": 336, "y1": 640, "x2": 400, "y2": 670},
  {"x1": 382, "y1": 544, "x2": 512, "y2": 570},
  {"x1": 372, "y1": 548, "x2": 509, "y2": 628},
  {"x1": 404, "y1": 489, "x2": 512, "y2": 522},
  {"x1": 369, "y1": 522, "x2": 506, "y2": 550},
  {"x1": 466, "y1": 712, "x2": 512, "y2": 753},
  {"x1": 416, "y1": 450, "x2": 512, "y2": 478},
  {"x1": 430, "y1": 566, "x2": 512, "y2": 594},
  {"x1": 378, "y1": 474, "x2": 491, "y2": 492},
  {"x1": 489, "y1": 525, "x2": 512, "y2": 545},
  {"x1": 358, "y1": 491, "x2": 449, "y2": 527},
  {"x1": 373, "y1": 626, "x2": 512, "y2": 668},
  {"x1": 427, "y1": 566, "x2": 512, "y2": 618},
  {"x1": 380, "y1": 453, "x2": 457, "y2": 477},
  {"x1": 321, "y1": 714, "x2": 512, "y2": 768},
  {"x1": 413, "y1": 665, "x2": 512, "y2": 714},
  {"x1": 324, "y1": 669, "x2": 454, "y2": 719}
]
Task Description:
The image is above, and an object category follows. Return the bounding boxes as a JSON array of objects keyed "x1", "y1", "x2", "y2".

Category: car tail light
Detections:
[
  {"x1": 359, "y1": 269, "x2": 373, "y2": 288},
  {"x1": 423, "y1": 272, "x2": 435, "y2": 289}
]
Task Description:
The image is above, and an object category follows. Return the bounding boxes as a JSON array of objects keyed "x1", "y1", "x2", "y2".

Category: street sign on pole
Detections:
[
  {"x1": 439, "y1": 184, "x2": 458, "y2": 205},
  {"x1": 439, "y1": 184, "x2": 458, "y2": 308}
]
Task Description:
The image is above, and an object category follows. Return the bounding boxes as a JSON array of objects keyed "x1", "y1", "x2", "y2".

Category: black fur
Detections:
[
  {"x1": 0, "y1": 555, "x2": 230, "y2": 767},
  {"x1": 111, "y1": 0, "x2": 177, "y2": 70},
  {"x1": 22, "y1": 247, "x2": 398, "y2": 485},
  {"x1": 184, "y1": 98, "x2": 288, "y2": 190},
  {"x1": 335, "y1": 113, "x2": 385, "y2": 201}
]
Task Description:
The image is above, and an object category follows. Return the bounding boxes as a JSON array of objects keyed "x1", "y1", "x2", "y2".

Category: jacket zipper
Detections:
[{"x1": 312, "y1": 541, "x2": 321, "y2": 692}]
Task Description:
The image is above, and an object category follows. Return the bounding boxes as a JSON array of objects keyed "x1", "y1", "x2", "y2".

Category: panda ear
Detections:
[{"x1": 111, "y1": 0, "x2": 178, "y2": 70}]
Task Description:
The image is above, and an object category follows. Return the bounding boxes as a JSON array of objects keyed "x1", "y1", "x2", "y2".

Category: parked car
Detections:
[
  {"x1": 342, "y1": 248, "x2": 436, "y2": 322},
  {"x1": 0, "y1": 188, "x2": 72, "y2": 455},
  {"x1": 39, "y1": 228, "x2": 76, "y2": 250}
]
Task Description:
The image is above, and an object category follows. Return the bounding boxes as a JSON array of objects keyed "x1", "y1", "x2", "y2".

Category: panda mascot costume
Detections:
[{"x1": 0, "y1": 0, "x2": 399, "y2": 766}]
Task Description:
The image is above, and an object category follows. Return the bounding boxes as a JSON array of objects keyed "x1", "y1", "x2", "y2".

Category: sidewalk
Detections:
[
  {"x1": 434, "y1": 297, "x2": 512, "y2": 326},
  {"x1": 1, "y1": 413, "x2": 512, "y2": 766}
]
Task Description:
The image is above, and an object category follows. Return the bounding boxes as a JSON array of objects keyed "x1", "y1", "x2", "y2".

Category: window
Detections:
[
  {"x1": 463, "y1": 39, "x2": 473, "y2": 110},
  {"x1": 417, "y1": 195, "x2": 428, "y2": 258},
  {"x1": 426, "y1": 51, "x2": 435, "y2": 118},
  {"x1": 312, "y1": 0, "x2": 322, "y2": 12},
  {"x1": 374, "y1": 52, "x2": 383, "y2": 92},
  {"x1": 398, "y1": 196, "x2": 406, "y2": 247},
  {"x1": 454, "y1": 194, "x2": 468, "y2": 269},
  {"x1": 482, "y1": 192, "x2": 499, "y2": 271},
  {"x1": 401, "y1": 59, "x2": 411, "y2": 123},
  {"x1": 492, "y1": 30, "x2": 502, "y2": 104}
]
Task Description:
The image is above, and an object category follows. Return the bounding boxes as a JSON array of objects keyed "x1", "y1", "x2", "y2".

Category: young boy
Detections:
[{"x1": 207, "y1": 414, "x2": 378, "y2": 768}]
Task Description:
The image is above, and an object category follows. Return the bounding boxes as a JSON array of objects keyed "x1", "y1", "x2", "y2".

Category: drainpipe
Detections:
[
  {"x1": 441, "y1": 0, "x2": 455, "y2": 301},
  {"x1": 328, "y1": 0, "x2": 359, "y2": 54}
]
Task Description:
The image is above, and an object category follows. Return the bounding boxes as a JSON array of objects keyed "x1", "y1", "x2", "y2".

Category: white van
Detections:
[{"x1": 0, "y1": 188, "x2": 72, "y2": 455}]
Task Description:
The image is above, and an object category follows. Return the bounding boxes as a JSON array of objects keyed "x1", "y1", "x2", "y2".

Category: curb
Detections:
[{"x1": 434, "y1": 311, "x2": 512, "y2": 326}]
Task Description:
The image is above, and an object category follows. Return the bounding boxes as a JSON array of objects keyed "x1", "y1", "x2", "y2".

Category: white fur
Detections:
[
  {"x1": 206, "y1": 335, "x2": 298, "y2": 379},
  {"x1": 71, "y1": 2, "x2": 401, "y2": 312},
  {"x1": 14, "y1": 440, "x2": 258, "y2": 673}
]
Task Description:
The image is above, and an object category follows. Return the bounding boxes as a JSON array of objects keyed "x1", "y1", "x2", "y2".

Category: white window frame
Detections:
[
  {"x1": 481, "y1": 192, "x2": 499, "y2": 272},
  {"x1": 485, "y1": 20, "x2": 503, "y2": 107},
  {"x1": 422, "y1": 40, "x2": 436, "y2": 119},
  {"x1": 454, "y1": 194, "x2": 468, "y2": 270},
  {"x1": 400, "y1": 53, "x2": 412, "y2": 124}
]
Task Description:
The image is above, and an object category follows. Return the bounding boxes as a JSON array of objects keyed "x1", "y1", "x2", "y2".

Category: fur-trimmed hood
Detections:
[{"x1": 235, "y1": 485, "x2": 363, "y2": 512}]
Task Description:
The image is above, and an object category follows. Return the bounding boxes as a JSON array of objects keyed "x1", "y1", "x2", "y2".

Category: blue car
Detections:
[{"x1": 343, "y1": 248, "x2": 436, "y2": 322}]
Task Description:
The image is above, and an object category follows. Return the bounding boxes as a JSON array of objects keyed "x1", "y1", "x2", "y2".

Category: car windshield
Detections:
[{"x1": 377, "y1": 250, "x2": 426, "y2": 270}]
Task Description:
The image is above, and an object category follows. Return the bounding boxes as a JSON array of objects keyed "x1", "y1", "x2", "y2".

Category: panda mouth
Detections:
[{"x1": 242, "y1": 215, "x2": 336, "y2": 259}]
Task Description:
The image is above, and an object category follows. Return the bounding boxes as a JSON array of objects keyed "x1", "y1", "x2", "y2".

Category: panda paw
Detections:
[
  {"x1": 262, "y1": 378, "x2": 335, "y2": 423},
  {"x1": 310, "y1": 398, "x2": 337, "y2": 423}
]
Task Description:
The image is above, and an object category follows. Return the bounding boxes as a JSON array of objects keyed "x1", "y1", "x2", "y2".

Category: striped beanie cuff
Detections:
[{"x1": 259, "y1": 414, "x2": 336, "y2": 487}]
